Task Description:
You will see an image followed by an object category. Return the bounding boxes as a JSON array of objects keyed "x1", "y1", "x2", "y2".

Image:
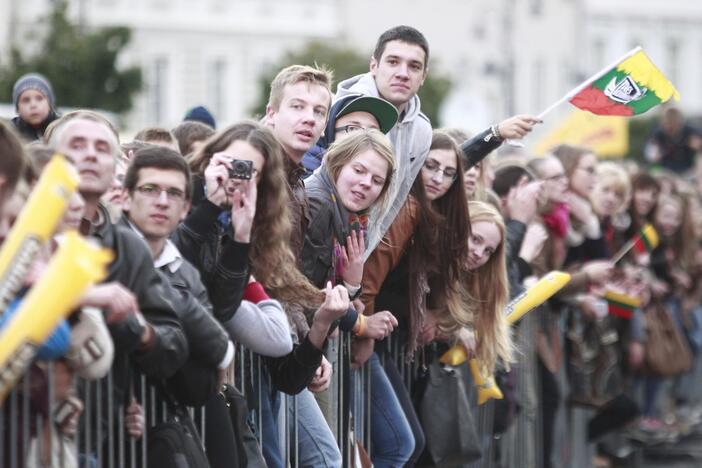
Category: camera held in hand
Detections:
[{"x1": 228, "y1": 160, "x2": 253, "y2": 180}]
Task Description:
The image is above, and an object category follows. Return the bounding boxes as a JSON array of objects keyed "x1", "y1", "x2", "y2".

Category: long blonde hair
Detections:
[{"x1": 453, "y1": 201, "x2": 513, "y2": 371}]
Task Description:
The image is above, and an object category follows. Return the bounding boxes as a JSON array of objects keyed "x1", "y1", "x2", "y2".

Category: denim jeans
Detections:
[
  {"x1": 259, "y1": 370, "x2": 284, "y2": 468},
  {"x1": 369, "y1": 353, "x2": 415, "y2": 467},
  {"x1": 289, "y1": 389, "x2": 342, "y2": 467}
]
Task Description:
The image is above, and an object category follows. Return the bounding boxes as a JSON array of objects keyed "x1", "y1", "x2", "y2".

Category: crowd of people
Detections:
[{"x1": 1, "y1": 23, "x2": 702, "y2": 468}]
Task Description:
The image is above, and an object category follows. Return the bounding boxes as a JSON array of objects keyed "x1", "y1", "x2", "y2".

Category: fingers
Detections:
[
  {"x1": 385, "y1": 311, "x2": 399, "y2": 327},
  {"x1": 346, "y1": 231, "x2": 363, "y2": 261},
  {"x1": 230, "y1": 189, "x2": 243, "y2": 210},
  {"x1": 339, "y1": 245, "x2": 349, "y2": 269},
  {"x1": 352, "y1": 298, "x2": 365, "y2": 315},
  {"x1": 346, "y1": 234, "x2": 356, "y2": 259},
  {"x1": 210, "y1": 153, "x2": 233, "y2": 169}
]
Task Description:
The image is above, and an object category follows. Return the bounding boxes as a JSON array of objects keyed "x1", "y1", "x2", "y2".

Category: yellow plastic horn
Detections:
[
  {"x1": 470, "y1": 359, "x2": 504, "y2": 405},
  {"x1": 440, "y1": 348, "x2": 504, "y2": 404},
  {"x1": 505, "y1": 271, "x2": 571, "y2": 324},
  {"x1": 0, "y1": 232, "x2": 112, "y2": 403},
  {"x1": 440, "y1": 271, "x2": 572, "y2": 405},
  {"x1": 0, "y1": 155, "x2": 78, "y2": 314}
]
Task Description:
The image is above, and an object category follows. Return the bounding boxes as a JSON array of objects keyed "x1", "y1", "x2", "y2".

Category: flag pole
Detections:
[
  {"x1": 536, "y1": 46, "x2": 643, "y2": 120},
  {"x1": 611, "y1": 236, "x2": 638, "y2": 264}
]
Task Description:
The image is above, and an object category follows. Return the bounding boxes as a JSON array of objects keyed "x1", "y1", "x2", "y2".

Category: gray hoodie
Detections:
[{"x1": 336, "y1": 72, "x2": 432, "y2": 258}]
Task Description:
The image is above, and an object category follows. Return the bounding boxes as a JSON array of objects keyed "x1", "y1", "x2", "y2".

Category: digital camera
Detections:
[{"x1": 228, "y1": 160, "x2": 253, "y2": 180}]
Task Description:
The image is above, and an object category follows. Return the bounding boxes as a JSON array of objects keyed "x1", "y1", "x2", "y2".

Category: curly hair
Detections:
[{"x1": 188, "y1": 121, "x2": 323, "y2": 307}]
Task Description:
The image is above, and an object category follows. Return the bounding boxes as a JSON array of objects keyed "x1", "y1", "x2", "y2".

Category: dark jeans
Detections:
[{"x1": 538, "y1": 358, "x2": 560, "y2": 468}]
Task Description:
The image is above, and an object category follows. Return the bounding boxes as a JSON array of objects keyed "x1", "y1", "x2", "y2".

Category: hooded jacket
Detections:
[
  {"x1": 336, "y1": 73, "x2": 432, "y2": 258},
  {"x1": 301, "y1": 93, "x2": 368, "y2": 177}
]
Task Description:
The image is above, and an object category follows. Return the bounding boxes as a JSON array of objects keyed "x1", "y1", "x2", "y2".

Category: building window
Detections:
[
  {"x1": 148, "y1": 57, "x2": 168, "y2": 124},
  {"x1": 208, "y1": 59, "x2": 227, "y2": 121}
]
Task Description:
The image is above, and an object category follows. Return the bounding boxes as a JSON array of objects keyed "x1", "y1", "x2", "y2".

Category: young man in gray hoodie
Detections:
[
  {"x1": 336, "y1": 25, "x2": 432, "y2": 256},
  {"x1": 337, "y1": 26, "x2": 542, "y2": 257}
]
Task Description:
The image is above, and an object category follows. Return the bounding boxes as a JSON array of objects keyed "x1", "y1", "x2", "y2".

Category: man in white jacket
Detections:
[{"x1": 336, "y1": 25, "x2": 433, "y2": 256}]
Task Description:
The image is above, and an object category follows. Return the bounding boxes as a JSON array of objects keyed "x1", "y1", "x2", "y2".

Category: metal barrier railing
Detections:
[
  {"x1": 3, "y1": 327, "x2": 541, "y2": 468},
  {"x1": 0, "y1": 331, "x2": 379, "y2": 468}
]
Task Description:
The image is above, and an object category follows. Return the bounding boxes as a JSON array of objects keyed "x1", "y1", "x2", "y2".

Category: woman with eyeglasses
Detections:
[
  {"x1": 356, "y1": 130, "x2": 515, "y2": 466},
  {"x1": 551, "y1": 145, "x2": 602, "y2": 259},
  {"x1": 526, "y1": 155, "x2": 614, "y2": 468}
]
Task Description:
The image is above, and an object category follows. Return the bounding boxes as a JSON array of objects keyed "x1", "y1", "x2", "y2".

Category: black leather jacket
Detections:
[
  {"x1": 460, "y1": 127, "x2": 503, "y2": 169},
  {"x1": 157, "y1": 256, "x2": 231, "y2": 406},
  {"x1": 172, "y1": 176, "x2": 250, "y2": 322},
  {"x1": 118, "y1": 215, "x2": 229, "y2": 368},
  {"x1": 88, "y1": 205, "x2": 188, "y2": 405}
]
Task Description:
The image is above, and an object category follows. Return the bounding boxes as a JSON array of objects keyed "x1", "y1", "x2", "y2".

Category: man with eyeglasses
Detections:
[
  {"x1": 301, "y1": 93, "x2": 398, "y2": 177},
  {"x1": 47, "y1": 111, "x2": 189, "y2": 452},
  {"x1": 117, "y1": 147, "x2": 235, "y2": 370},
  {"x1": 117, "y1": 146, "x2": 285, "y2": 465}
]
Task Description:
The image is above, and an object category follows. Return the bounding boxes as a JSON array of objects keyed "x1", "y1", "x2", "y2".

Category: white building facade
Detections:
[{"x1": 1, "y1": 0, "x2": 700, "y2": 131}]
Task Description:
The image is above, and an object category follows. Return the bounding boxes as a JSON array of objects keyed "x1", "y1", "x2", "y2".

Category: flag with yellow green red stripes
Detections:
[{"x1": 604, "y1": 290, "x2": 641, "y2": 320}]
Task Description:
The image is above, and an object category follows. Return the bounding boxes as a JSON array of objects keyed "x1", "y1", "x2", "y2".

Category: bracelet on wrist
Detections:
[
  {"x1": 354, "y1": 314, "x2": 366, "y2": 337},
  {"x1": 491, "y1": 124, "x2": 503, "y2": 141}
]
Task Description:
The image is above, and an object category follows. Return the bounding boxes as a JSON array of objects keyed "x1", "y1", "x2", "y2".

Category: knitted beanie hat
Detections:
[{"x1": 12, "y1": 73, "x2": 56, "y2": 110}]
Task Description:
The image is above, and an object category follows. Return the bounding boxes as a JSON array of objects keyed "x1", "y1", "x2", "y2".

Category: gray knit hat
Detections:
[{"x1": 12, "y1": 73, "x2": 55, "y2": 110}]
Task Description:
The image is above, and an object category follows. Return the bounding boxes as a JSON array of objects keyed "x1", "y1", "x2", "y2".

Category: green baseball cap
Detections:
[{"x1": 335, "y1": 95, "x2": 398, "y2": 134}]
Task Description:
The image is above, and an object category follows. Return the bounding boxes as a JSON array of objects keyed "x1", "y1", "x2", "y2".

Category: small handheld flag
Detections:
[
  {"x1": 605, "y1": 290, "x2": 641, "y2": 320},
  {"x1": 633, "y1": 224, "x2": 659, "y2": 255},
  {"x1": 569, "y1": 47, "x2": 680, "y2": 116},
  {"x1": 612, "y1": 223, "x2": 659, "y2": 264},
  {"x1": 537, "y1": 47, "x2": 680, "y2": 121}
]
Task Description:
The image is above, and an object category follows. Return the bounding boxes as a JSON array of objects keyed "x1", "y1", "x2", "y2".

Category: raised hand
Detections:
[
  {"x1": 230, "y1": 179, "x2": 257, "y2": 243},
  {"x1": 204, "y1": 153, "x2": 232, "y2": 206},
  {"x1": 497, "y1": 115, "x2": 542, "y2": 140},
  {"x1": 340, "y1": 230, "x2": 365, "y2": 288}
]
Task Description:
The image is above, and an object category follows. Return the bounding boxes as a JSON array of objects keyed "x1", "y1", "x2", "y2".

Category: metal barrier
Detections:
[
  {"x1": 2, "y1": 325, "x2": 555, "y2": 468},
  {"x1": 0, "y1": 333, "x2": 379, "y2": 468}
]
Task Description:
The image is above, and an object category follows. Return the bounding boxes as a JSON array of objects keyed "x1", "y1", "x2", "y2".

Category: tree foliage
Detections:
[
  {"x1": 251, "y1": 41, "x2": 451, "y2": 126},
  {"x1": 0, "y1": 2, "x2": 142, "y2": 114}
]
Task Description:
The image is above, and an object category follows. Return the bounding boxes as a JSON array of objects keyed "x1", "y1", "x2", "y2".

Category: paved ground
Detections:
[{"x1": 639, "y1": 429, "x2": 702, "y2": 467}]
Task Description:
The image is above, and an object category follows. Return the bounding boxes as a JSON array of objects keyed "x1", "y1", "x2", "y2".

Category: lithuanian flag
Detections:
[
  {"x1": 632, "y1": 223, "x2": 659, "y2": 254},
  {"x1": 604, "y1": 290, "x2": 641, "y2": 320},
  {"x1": 569, "y1": 47, "x2": 680, "y2": 116}
]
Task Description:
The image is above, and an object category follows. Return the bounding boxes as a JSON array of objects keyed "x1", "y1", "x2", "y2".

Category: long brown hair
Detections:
[
  {"x1": 457, "y1": 201, "x2": 513, "y2": 371},
  {"x1": 551, "y1": 144, "x2": 593, "y2": 181},
  {"x1": 188, "y1": 121, "x2": 323, "y2": 307},
  {"x1": 656, "y1": 192, "x2": 697, "y2": 272},
  {"x1": 425, "y1": 130, "x2": 471, "y2": 285},
  {"x1": 411, "y1": 132, "x2": 472, "y2": 353}
]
